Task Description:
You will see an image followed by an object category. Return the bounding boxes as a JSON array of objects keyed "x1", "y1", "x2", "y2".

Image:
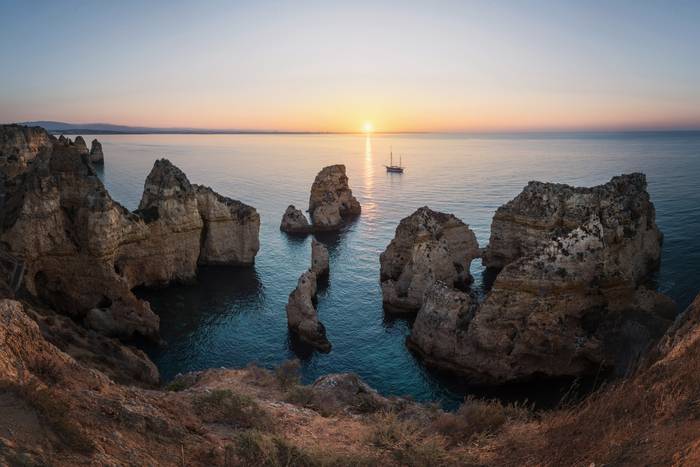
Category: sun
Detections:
[{"x1": 362, "y1": 121, "x2": 374, "y2": 133}]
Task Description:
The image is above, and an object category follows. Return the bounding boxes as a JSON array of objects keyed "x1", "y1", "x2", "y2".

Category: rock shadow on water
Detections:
[{"x1": 134, "y1": 265, "x2": 263, "y2": 350}]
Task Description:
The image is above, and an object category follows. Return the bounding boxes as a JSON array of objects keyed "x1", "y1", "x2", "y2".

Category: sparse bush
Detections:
[
  {"x1": 30, "y1": 356, "x2": 63, "y2": 385},
  {"x1": 194, "y1": 389, "x2": 273, "y2": 430},
  {"x1": 368, "y1": 412, "x2": 449, "y2": 466},
  {"x1": 165, "y1": 374, "x2": 196, "y2": 392},
  {"x1": 284, "y1": 385, "x2": 338, "y2": 416},
  {"x1": 430, "y1": 396, "x2": 529, "y2": 446},
  {"x1": 275, "y1": 359, "x2": 301, "y2": 390}
]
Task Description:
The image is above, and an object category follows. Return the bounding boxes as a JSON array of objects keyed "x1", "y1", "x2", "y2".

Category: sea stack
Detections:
[
  {"x1": 379, "y1": 207, "x2": 480, "y2": 313},
  {"x1": 89, "y1": 138, "x2": 104, "y2": 164},
  {"x1": 286, "y1": 270, "x2": 331, "y2": 352},
  {"x1": 308, "y1": 164, "x2": 361, "y2": 231},
  {"x1": 311, "y1": 238, "x2": 329, "y2": 277},
  {"x1": 407, "y1": 174, "x2": 675, "y2": 384},
  {"x1": 280, "y1": 204, "x2": 312, "y2": 234}
]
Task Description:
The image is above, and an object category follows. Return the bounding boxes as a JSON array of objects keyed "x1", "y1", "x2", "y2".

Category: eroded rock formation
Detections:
[
  {"x1": 380, "y1": 207, "x2": 480, "y2": 313},
  {"x1": 408, "y1": 174, "x2": 674, "y2": 384},
  {"x1": 89, "y1": 138, "x2": 104, "y2": 164},
  {"x1": 308, "y1": 164, "x2": 361, "y2": 231},
  {"x1": 0, "y1": 127, "x2": 260, "y2": 342},
  {"x1": 286, "y1": 270, "x2": 331, "y2": 352},
  {"x1": 280, "y1": 205, "x2": 312, "y2": 234}
]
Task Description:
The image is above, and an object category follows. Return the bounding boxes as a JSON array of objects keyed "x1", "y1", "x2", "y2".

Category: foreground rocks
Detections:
[
  {"x1": 380, "y1": 207, "x2": 480, "y2": 312},
  {"x1": 408, "y1": 174, "x2": 674, "y2": 384},
  {"x1": 308, "y1": 164, "x2": 361, "y2": 231},
  {"x1": 0, "y1": 126, "x2": 259, "y2": 341}
]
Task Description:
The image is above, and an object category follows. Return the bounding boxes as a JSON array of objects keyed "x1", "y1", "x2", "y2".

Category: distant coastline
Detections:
[{"x1": 8, "y1": 120, "x2": 700, "y2": 137}]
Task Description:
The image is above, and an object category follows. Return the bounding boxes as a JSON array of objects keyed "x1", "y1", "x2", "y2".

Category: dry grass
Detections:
[
  {"x1": 430, "y1": 396, "x2": 530, "y2": 446},
  {"x1": 275, "y1": 359, "x2": 302, "y2": 390},
  {"x1": 13, "y1": 383, "x2": 95, "y2": 454},
  {"x1": 194, "y1": 389, "x2": 273, "y2": 430},
  {"x1": 229, "y1": 430, "x2": 380, "y2": 467}
]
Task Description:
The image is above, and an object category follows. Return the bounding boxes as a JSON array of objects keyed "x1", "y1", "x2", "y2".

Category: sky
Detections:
[{"x1": 1, "y1": 0, "x2": 699, "y2": 132}]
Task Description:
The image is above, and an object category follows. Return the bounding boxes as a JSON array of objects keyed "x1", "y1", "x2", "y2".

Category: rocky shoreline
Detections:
[{"x1": 0, "y1": 123, "x2": 698, "y2": 465}]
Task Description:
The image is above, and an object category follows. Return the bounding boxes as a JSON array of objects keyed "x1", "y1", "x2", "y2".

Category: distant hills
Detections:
[{"x1": 17, "y1": 121, "x2": 324, "y2": 135}]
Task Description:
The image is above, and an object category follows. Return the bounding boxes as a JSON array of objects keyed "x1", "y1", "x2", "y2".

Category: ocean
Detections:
[{"x1": 86, "y1": 131, "x2": 700, "y2": 407}]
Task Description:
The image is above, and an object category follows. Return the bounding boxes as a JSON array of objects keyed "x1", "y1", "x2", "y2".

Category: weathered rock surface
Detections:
[
  {"x1": 0, "y1": 124, "x2": 53, "y2": 178},
  {"x1": 380, "y1": 207, "x2": 479, "y2": 312},
  {"x1": 408, "y1": 174, "x2": 674, "y2": 384},
  {"x1": 308, "y1": 164, "x2": 361, "y2": 230},
  {"x1": 311, "y1": 239, "x2": 329, "y2": 277},
  {"x1": 194, "y1": 185, "x2": 260, "y2": 265},
  {"x1": 89, "y1": 138, "x2": 104, "y2": 164},
  {"x1": 482, "y1": 173, "x2": 662, "y2": 273},
  {"x1": 286, "y1": 270, "x2": 331, "y2": 352},
  {"x1": 280, "y1": 205, "x2": 312, "y2": 234}
]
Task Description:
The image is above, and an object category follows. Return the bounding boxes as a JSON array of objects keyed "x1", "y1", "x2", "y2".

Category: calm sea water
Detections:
[{"x1": 86, "y1": 132, "x2": 700, "y2": 406}]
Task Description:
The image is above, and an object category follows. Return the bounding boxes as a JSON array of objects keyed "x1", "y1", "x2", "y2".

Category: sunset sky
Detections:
[{"x1": 1, "y1": 0, "x2": 699, "y2": 132}]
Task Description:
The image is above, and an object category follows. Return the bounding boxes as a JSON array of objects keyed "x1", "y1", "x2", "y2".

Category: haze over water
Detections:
[{"x1": 89, "y1": 132, "x2": 700, "y2": 406}]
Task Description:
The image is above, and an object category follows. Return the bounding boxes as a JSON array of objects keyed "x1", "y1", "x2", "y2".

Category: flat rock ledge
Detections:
[{"x1": 379, "y1": 206, "x2": 480, "y2": 313}]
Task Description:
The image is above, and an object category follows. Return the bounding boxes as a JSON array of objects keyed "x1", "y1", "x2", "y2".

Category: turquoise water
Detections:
[{"x1": 89, "y1": 132, "x2": 700, "y2": 406}]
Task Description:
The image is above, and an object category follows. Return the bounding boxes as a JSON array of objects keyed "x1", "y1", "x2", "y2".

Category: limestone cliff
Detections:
[{"x1": 408, "y1": 174, "x2": 674, "y2": 383}]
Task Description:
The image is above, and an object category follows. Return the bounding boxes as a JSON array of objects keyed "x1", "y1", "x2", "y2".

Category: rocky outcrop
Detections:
[
  {"x1": 286, "y1": 270, "x2": 331, "y2": 352},
  {"x1": 0, "y1": 129, "x2": 260, "y2": 342},
  {"x1": 280, "y1": 205, "x2": 312, "y2": 234},
  {"x1": 311, "y1": 239, "x2": 329, "y2": 277},
  {"x1": 194, "y1": 185, "x2": 260, "y2": 265},
  {"x1": 380, "y1": 207, "x2": 479, "y2": 313},
  {"x1": 408, "y1": 174, "x2": 674, "y2": 384},
  {"x1": 308, "y1": 164, "x2": 361, "y2": 231},
  {"x1": 0, "y1": 124, "x2": 53, "y2": 178},
  {"x1": 89, "y1": 138, "x2": 104, "y2": 164}
]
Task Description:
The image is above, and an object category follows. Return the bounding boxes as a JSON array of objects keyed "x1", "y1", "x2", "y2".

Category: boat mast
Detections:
[{"x1": 390, "y1": 146, "x2": 393, "y2": 166}]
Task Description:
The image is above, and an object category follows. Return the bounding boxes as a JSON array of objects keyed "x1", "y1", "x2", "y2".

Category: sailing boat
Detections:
[{"x1": 385, "y1": 147, "x2": 405, "y2": 173}]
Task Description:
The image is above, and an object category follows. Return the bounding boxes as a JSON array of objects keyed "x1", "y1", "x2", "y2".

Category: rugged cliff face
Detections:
[
  {"x1": 0, "y1": 125, "x2": 53, "y2": 178},
  {"x1": 380, "y1": 207, "x2": 480, "y2": 312},
  {"x1": 194, "y1": 185, "x2": 260, "y2": 266},
  {"x1": 408, "y1": 174, "x2": 674, "y2": 384},
  {"x1": 308, "y1": 164, "x2": 361, "y2": 231},
  {"x1": 0, "y1": 127, "x2": 260, "y2": 342}
]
